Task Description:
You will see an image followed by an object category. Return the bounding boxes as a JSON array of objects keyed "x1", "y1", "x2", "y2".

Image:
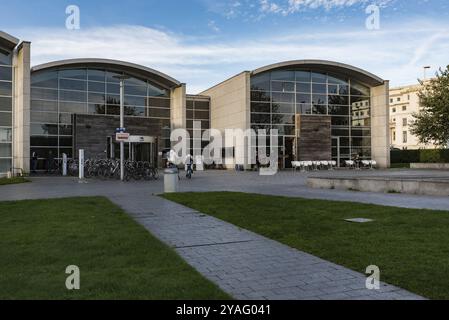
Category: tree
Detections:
[{"x1": 411, "y1": 66, "x2": 449, "y2": 148}]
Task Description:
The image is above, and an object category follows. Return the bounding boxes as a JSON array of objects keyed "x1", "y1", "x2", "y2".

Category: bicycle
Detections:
[{"x1": 186, "y1": 163, "x2": 193, "y2": 179}]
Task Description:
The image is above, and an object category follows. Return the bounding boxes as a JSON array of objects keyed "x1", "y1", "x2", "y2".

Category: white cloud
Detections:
[
  {"x1": 260, "y1": 0, "x2": 395, "y2": 16},
  {"x1": 9, "y1": 19, "x2": 449, "y2": 94},
  {"x1": 208, "y1": 20, "x2": 221, "y2": 32}
]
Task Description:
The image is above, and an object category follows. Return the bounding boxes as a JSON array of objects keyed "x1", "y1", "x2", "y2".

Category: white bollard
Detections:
[
  {"x1": 62, "y1": 153, "x2": 68, "y2": 176},
  {"x1": 164, "y1": 168, "x2": 179, "y2": 193},
  {"x1": 79, "y1": 149, "x2": 85, "y2": 180}
]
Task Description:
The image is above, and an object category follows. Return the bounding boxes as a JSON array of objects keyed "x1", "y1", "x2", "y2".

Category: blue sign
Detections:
[{"x1": 116, "y1": 128, "x2": 126, "y2": 133}]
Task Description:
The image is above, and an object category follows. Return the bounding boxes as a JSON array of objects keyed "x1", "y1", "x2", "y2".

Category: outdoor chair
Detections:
[
  {"x1": 345, "y1": 160, "x2": 355, "y2": 169},
  {"x1": 292, "y1": 161, "x2": 301, "y2": 173},
  {"x1": 361, "y1": 160, "x2": 371, "y2": 169}
]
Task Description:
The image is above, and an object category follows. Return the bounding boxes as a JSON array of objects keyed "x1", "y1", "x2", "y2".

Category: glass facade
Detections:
[
  {"x1": 0, "y1": 48, "x2": 13, "y2": 175},
  {"x1": 30, "y1": 67, "x2": 171, "y2": 168},
  {"x1": 186, "y1": 97, "x2": 210, "y2": 155},
  {"x1": 250, "y1": 69, "x2": 372, "y2": 167}
]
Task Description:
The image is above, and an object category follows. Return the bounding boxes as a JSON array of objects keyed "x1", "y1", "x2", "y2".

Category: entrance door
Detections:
[
  {"x1": 332, "y1": 137, "x2": 341, "y2": 167},
  {"x1": 130, "y1": 142, "x2": 157, "y2": 166},
  {"x1": 108, "y1": 136, "x2": 158, "y2": 166}
]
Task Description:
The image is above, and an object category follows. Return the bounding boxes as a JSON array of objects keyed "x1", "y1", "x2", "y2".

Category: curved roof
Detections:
[
  {"x1": 251, "y1": 60, "x2": 385, "y2": 87},
  {"x1": 31, "y1": 58, "x2": 181, "y2": 89}
]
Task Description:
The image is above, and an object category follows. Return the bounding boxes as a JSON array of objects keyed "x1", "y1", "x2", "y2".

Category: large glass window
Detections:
[
  {"x1": 0, "y1": 49, "x2": 12, "y2": 65},
  {"x1": 186, "y1": 97, "x2": 211, "y2": 154},
  {"x1": 30, "y1": 67, "x2": 172, "y2": 165},
  {"x1": 250, "y1": 68, "x2": 372, "y2": 164},
  {"x1": 0, "y1": 47, "x2": 13, "y2": 175}
]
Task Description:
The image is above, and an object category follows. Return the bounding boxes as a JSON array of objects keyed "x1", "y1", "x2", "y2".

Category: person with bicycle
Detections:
[{"x1": 185, "y1": 154, "x2": 194, "y2": 179}]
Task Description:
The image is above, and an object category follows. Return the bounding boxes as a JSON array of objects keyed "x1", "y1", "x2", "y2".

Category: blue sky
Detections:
[{"x1": 1, "y1": 0, "x2": 449, "y2": 93}]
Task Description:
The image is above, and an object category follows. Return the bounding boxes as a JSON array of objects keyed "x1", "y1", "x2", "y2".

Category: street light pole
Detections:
[
  {"x1": 114, "y1": 75, "x2": 130, "y2": 182},
  {"x1": 120, "y1": 78, "x2": 125, "y2": 181},
  {"x1": 423, "y1": 66, "x2": 431, "y2": 81}
]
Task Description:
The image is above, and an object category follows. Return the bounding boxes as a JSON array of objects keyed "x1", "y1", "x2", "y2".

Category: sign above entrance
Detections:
[
  {"x1": 116, "y1": 132, "x2": 130, "y2": 142},
  {"x1": 128, "y1": 136, "x2": 156, "y2": 144}
]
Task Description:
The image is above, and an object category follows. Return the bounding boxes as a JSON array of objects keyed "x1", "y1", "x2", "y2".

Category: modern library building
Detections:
[{"x1": 0, "y1": 30, "x2": 390, "y2": 176}]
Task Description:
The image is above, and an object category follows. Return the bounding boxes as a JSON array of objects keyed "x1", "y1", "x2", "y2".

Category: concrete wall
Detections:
[
  {"x1": 171, "y1": 84, "x2": 186, "y2": 131},
  {"x1": 201, "y1": 72, "x2": 250, "y2": 167},
  {"x1": 308, "y1": 176, "x2": 449, "y2": 197},
  {"x1": 411, "y1": 163, "x2": 449, "y2": 170},
  {"x1": 13, "y1": 42, "x2": 31, "y2": 173},
  {"x1": 371, "y1": 81, "x2": 390, "y2": 168}
]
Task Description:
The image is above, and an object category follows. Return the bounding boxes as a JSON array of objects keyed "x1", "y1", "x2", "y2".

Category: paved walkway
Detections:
[
  {"x1": 0, "y1": 173, "x2": 430, "y2": 300},
  {"x1": 112, "y1": 193, "x2": 424, "y2": 300}
]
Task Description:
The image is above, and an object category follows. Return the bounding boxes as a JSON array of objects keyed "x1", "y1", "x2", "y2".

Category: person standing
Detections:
[{"x1": 31, "y1": 152, "x2": 38, "y2": 174}]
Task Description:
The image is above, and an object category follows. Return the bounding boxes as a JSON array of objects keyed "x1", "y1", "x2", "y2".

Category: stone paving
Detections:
[
  {"x1": 0, "y1": 170, "x2": 440, "y2": 300},
  {"x1": 109, "y1": 193, "x2": 424, "y2": 300}
]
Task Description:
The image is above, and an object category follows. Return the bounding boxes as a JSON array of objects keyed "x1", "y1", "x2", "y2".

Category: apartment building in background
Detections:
[{"x1": 389, "y1": 82, "x2": 437, "y2": 150}]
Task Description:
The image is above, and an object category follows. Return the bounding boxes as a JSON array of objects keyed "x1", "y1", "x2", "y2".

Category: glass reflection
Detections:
[
  {"x1": 250, "y1": 68, "x2": 372, "y2": 164},
  {"x1": 30, "y1": 67, "x2": 172, "y2": 160}
]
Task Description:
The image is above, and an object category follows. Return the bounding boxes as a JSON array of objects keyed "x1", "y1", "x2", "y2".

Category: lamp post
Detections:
[
  {"x1": 113, "y1": 75, "x2": 130, "y2": 181},
  {"x1": 423, "y1": 66, "x2": 431, "y2": 81}
]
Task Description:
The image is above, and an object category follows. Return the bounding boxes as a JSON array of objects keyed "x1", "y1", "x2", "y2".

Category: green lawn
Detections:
[
  {"x1": 0, "y1": 177, "x2": 30, "y2": 186},
  {"x1": 0, "y1": 197, "x2": 230, "y2": 300},
  {"x1": 163, "y1": 192, "x2": 449, "y2": 300}
]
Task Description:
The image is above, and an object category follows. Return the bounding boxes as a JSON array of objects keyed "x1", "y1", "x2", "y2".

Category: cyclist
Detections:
[
  {"x1": 185, "y1": 154, "x2": 194, "y2": 179},
  {"x1": 167, "y1": 149, "x2": 181, "y2": 180}
]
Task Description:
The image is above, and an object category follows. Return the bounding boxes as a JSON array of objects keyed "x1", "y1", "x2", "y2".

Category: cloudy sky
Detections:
[{"x1": 1, "y1": 0, "x2": 449, "y2": 93}]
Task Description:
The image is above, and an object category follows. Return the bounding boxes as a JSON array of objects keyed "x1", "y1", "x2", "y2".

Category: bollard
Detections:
[
  {"x1": 62, "y1": 153, "x2": 68, "y2": 176},
  {"x1": 164, "y1": 168, "x2": 179, "y2": 193},
  {"x1": 79, "y1": 149, "x2": 85, "y2": 180}
]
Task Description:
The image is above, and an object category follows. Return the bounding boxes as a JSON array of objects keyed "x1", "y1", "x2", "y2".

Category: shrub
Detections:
[
  {"x1": 391, "y1": 149, "x2": 449, "y2": 164},
  {"x1": 420, "y1": 150, "x2": 442, "y2": 163},
  {"x1": 391, "y1": 150, "x2": 420, "y2": 164}
]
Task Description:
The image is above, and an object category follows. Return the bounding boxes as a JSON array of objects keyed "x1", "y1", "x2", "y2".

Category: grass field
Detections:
[
  {"x1": 163, "y1": 192, "x2": 449, "y2": 300},
  {"x1": 0, "y1": 197, "x2": 230, "y2": 300},
  {"x1": 0, "y1": 177, "x2": 30, "y2": 186}
]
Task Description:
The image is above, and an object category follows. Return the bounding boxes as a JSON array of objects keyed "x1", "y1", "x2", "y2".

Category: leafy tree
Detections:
[{"x1": 411, "y1": 66, "x2": 449, "y2": 148}]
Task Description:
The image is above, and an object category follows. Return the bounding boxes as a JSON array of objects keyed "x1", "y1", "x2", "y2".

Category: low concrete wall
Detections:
[
  {"x1": 411, "y1": 163, "x2": 449, "y2": 170},
  {"x1": 308, "y1": 177, "x2": 449, "y2": 197}
]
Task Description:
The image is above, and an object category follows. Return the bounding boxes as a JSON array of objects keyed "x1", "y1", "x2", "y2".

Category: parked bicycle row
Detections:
[{"x1": 64, "y1": 158, "x2": 159, "y2": 181}]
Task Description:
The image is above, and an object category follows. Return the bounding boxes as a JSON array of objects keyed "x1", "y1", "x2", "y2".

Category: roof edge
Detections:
[
  {"x1": 0, "y1": 30, "x2": 20, "y2": 50},
  {"x1": 200, "y1": 71, "x2": 250, "y2": 95},
  {"x1": 31, "y1": 58, "x2": 181, "y2": 88},
  {"x1": 251, "y1": 60, "x2": 385, "y2": 86}
]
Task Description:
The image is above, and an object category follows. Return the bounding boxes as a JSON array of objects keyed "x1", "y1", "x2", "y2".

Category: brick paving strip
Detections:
[{"x1": 109, "y1": 193, "x2": 425, "y2": 300}]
